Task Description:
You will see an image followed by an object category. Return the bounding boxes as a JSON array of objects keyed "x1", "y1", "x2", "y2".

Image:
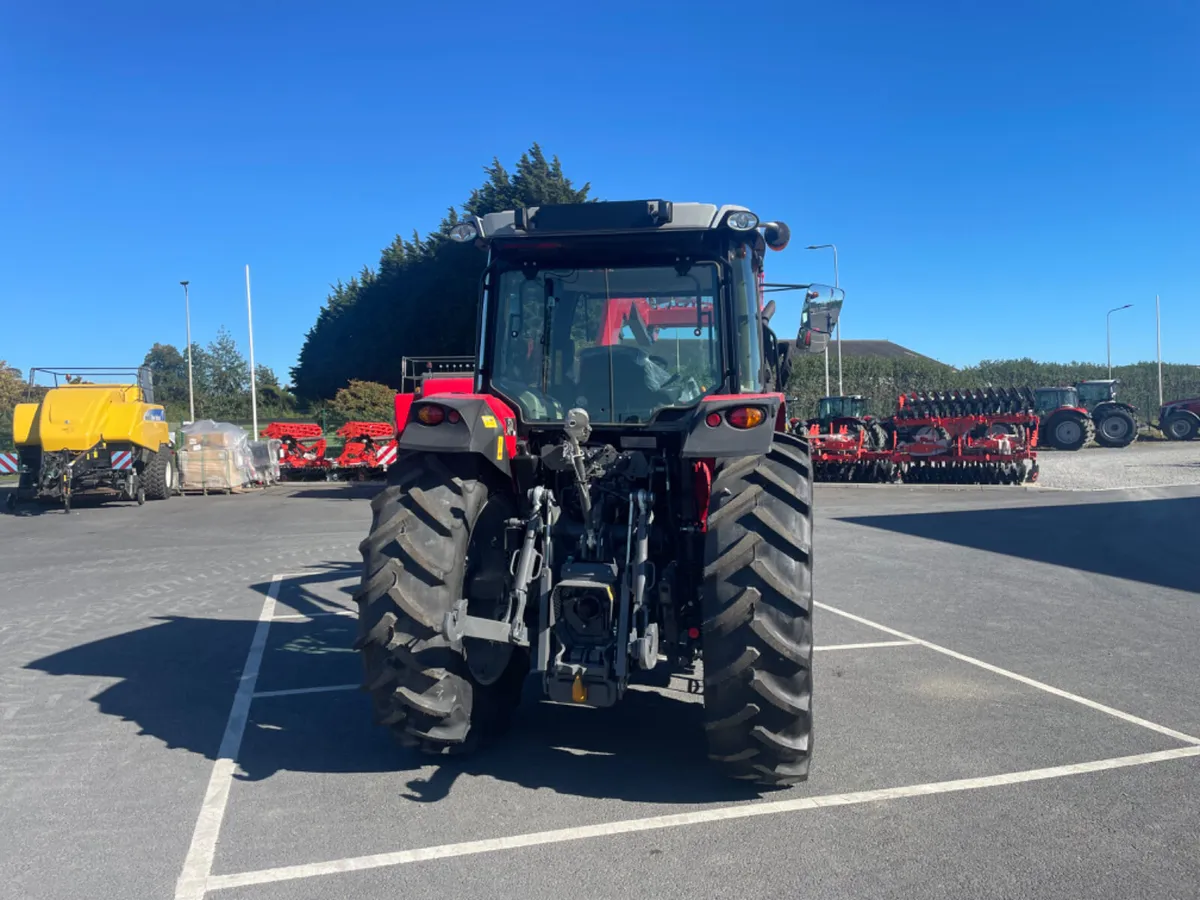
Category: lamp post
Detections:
[
  {"x1": 807, "y1": 244, "x2": 841, "y2": 394},
  {"x1": 1106, "y1": 303, "x2": 1133, "y2": 378},
  {"x1": 1155, "y1": 295, "x2": 1163, "y2": 409},
  {"x1": 180, "y1": 281, "x2": 195, "y2": 422}
]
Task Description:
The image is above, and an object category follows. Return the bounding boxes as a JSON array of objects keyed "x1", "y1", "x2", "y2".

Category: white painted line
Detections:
[
  {"x1": 814, "y1": 640, "x2": 917, "y2": 652},
  {"x1": 206, "y1": 745, "x2": 1200, "y2": 892},
  {"x1": 815, "y1": 601, "x2": 1200, "y2": 746},
  {"x1": 252, "y1": 683, "x2": 360, "y2": 699},
  {"x1": 271, "y1": 610, "x2": 355, "y2": 620},
  {"x1": 173, "y1": 576, "x2": 281, "y2": 900}
]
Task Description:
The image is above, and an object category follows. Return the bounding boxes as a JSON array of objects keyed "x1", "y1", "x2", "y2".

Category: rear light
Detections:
[
  {"x1": 705, "y1": 412, "x2": 722, "y2": 428},
  {"x1": 416, "y1": 405, "x2": 445, "y2": 425},
  {"x1": 726, "y1": 407, "x2": 766, "y2": 429},
  {"x1": 447, "y1": 409, "x2": 461, "y2": 424}
]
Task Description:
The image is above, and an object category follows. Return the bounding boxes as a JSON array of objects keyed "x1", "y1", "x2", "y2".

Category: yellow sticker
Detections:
[
  {"x1": 496, "y1": 435, "x2": 505, "y2": 460},
  {"x1": 481, "y1": 415, "x2": 498, "y2": 429}
]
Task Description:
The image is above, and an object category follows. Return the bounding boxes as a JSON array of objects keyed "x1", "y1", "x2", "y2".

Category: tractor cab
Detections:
[
  {"x1": 1074, "y1": 379, "x2": 1119, "y2": 410},
  {"x1": 817, "y1": 395, "x2": 869, "y2": 421},
  {"x1": 447, "y1": 200, "x2": 815, "y2": 433},
  {"x1": 1034, "y1": 386, "x2": 1081, "y2": 414}
]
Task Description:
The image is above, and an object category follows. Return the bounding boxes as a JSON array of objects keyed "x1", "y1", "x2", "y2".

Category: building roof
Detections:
[{"x1": 835, "y1": 340, "x2": 946, "y2": 365}]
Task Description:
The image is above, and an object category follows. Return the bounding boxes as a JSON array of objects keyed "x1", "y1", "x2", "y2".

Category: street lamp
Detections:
[
  {"x1": 1106, "y1": 303, "x2": 1133, "y2": 378},
  {"x1": 807, "y1": 244, "x2": 840, "y2": 395},
  {"x1": 180, "y1": 281, "x2": 195, "y2": 422}
]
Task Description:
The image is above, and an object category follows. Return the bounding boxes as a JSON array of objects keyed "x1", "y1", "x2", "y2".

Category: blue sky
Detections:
[{"x1": 2, "y1": 1, "x2": 1196, "y2": 382}]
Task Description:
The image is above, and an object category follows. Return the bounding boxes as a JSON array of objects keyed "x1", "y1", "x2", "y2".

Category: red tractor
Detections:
[
  {"x1": 355, "y1": 200, "x2": 822, "y2": 785},
  {"x1": 1158, "y1": 397, "x2": 1200, "y2": 441},
  {"x1": 1035, "y1": 381, "x2": 1136, "y2": 450}
]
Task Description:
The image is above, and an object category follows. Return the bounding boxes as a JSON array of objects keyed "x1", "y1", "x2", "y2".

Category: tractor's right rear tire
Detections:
[
  {"x1": 141, "y1": 445, "x2": 174, "y2": 500},
  {"x1": 702, "y1": 433, "x2": 814, "y2": 786},
  {"x1": 354, "y1": 453, "x2": 528, "y2": 754}
]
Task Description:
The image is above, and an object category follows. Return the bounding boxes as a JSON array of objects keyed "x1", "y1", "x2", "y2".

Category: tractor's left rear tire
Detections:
[
  {"x1": 354, "y1": 453, "x2": 528, "y2": 754},
  {"x1": 142, "y1": 445, "x2": 173, "y2": 500},
  {"x1": 702, "y1": 433, "x2": 814, "y2": 786}
]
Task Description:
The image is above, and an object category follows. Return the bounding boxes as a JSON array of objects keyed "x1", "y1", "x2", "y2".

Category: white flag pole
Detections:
[{"x1": 246, "y1": 265, "x2": 258, "y2": 438}]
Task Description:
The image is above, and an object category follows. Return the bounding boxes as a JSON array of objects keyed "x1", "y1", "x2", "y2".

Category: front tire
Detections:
[
  {"x1": 702, "y1": 433, "x2": 814, "y2": 786},
  {"x1": 1046, "y1": 411, "x2": 1091, "y2": 451},
  {"x1": 354, "y1": 453, "x2": 527, "y2": 753},
  {"x1": 1094, "y1": 409, "x2": 1136, "y2": 448}
]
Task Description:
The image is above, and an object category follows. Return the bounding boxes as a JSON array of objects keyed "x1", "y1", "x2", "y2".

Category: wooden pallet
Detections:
[{"x1": 176, "y1": 483, "x2": 267, "y2": 496}]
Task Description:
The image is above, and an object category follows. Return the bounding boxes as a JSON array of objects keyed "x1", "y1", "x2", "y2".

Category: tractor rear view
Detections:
[
  {"x1": 355, "y1": 200, "x2": 819, "y2": 785},
  {"x1": 7, "y1": 367, "x2": 174, "y2": 512}
]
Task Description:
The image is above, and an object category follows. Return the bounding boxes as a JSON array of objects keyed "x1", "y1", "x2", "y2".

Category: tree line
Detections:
[
  {"x1": 142, "y1": 327, "x2": 295, "y2": 424},
  {"x1": 290, "y1": 143, "x2": 590, "y2": 400}
]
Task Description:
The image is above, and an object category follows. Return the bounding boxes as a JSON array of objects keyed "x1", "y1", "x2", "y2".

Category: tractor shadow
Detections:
[
  {"x1": 840, "y1": 494, "x2": 1200, "y2": 594},
  {"x1": 278, "y1": 481, "x2": 385, "y2": 502},
  {"x1": 26, "y1": 565, "x2": 761, "y2": 805}
]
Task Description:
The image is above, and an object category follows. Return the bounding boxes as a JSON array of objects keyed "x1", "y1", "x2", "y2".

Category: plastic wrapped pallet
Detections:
[
  {"x1": 178, "y1": 420, "x2": 255, "y2": 490},
  {"x1": 247, "y1": 439, "x2": 282, "y2": 485}
]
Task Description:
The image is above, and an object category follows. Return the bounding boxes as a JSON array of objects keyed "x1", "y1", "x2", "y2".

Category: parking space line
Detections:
[
  {"x1": 252, "y1": 683, "x2": 359, "y2": 699},
  {"x1": 173, "y1": 576, "x2": 282, "y2": 900},
  {"x1": 204, "y1": 745, "x2": 1200, "y2": 892},
  {"x1": 814, "y1": 601, "x2": 1200, "y2": 746},
  {"x1": 271, "y1": 610, "x2": 355, "y2": 620},
  {"x1": 814, "y1": 640, "x2": 917, "y2": 652}
]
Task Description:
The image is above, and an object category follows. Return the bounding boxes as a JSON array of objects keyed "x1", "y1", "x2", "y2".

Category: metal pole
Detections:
[
  {"x1": 807, "y1": 244, "x2": 840, "y2": 396},
  {"x1": 1106, "y1": 304, "x2": 1133, "y2": 379},
  {"x1": 181, "y1": 281, "x2": 195, "y2": 422},
  {"x1": 1156, "y1": 294, "x2": 1163, "y2": 409},
  {"x1": 245, "y1": 265, "x2": 258, "y2": 438},
  {"x1": 832, "y1": 246, "x2": 842, "y2": 395}
]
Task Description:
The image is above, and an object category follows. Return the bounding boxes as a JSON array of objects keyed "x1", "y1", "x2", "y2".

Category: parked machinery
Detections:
[
  {"x1": 333, "y1": 421, "x2": 398, "y2": 477},
  {"x1": 1157, "y1": 397, "x2": 1200, "y2": 442},
  {"x1": 355, "y1": 199, "x2": 822, "y2": 785},
  {"x1": 896, "y1": 382, "x2": 1137, "y2": 451},
  {"x1": 7, "y1": 367, "x2": 174, "y2": 512},
  {"x1": 261, "y1": 422, "x2": 330, "y2": 477}
]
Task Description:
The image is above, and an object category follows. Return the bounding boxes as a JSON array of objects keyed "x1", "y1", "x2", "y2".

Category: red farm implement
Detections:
[
  {"x1": 260, "y1": 422, "x2": 330, "y2": 478},
  {"x1": 333, "y1": 421, "x2": 398, "y2": 477},
  {"x1": 804, "y1": 423, "x2": 897, "y2": 483},
  {"x1": 890, "y1": 401, "x2": 1040, "y2": 485}
]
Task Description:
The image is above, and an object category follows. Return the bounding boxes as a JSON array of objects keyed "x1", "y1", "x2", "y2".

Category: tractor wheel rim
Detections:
[
  {"x1": 1101, "y1": 417, "x2": 1130, "y2": 440},
  {"x1": 1168, "y1": 419, "x2": 1190, "y2": 439},
  {"x1": 1056, "y1": 420, "x2": 1082, "y2": 443},
  {"x1": 165, "y1": 461, "x2": 174, "y2": 489}
]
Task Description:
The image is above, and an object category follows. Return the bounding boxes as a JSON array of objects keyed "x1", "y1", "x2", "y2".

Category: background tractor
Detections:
[
  {"x1": 1071, "y1": 379, "x2": 1138, "y2": 447},
  {"x1": 8, "y1": 367, "x2": 174, "y2": 512},
  {"x1": 806, "y1": 395, "x2": 888, "y2": 450},
  {"x1": 355, "y1": 200, "x2": 820, "y2": 785},
  {"x1": 1034, "y1": 381, "x2": 1136, "y2": 450},
  {"x1": 1158, "y1": 396, "x2": 1200, "y2": 441}
]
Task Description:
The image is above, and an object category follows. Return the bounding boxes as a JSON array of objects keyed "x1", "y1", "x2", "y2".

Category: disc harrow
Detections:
[
  {"x1": 332, "y1": 421, "x2": 398, "y2": 478},
  {"x1": 261, "y1": 422, "x2": 331, "y2": 479}
]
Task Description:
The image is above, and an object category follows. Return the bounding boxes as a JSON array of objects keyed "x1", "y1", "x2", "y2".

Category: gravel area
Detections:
[{"x1": 1037, "y1": 441, "x2": 1200, "y2": 491}]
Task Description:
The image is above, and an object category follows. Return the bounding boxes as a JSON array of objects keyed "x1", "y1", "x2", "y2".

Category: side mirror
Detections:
[{"x1": 796, "y1": 284, "x2": 844, "y2": 354}]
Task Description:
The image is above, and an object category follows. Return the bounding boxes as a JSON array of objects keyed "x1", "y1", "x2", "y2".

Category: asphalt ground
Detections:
[{"x1": 1, "y1": 479, "x2": 1198, "y2": 900}]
